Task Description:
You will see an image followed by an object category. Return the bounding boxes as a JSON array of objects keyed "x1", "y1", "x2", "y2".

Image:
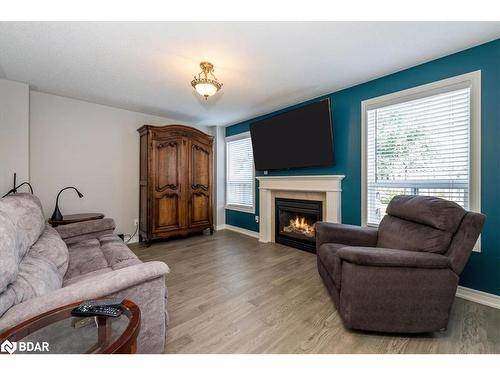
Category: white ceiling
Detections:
[{"x1": 0, "y1": 22, "x2": 499, "y2": 126}]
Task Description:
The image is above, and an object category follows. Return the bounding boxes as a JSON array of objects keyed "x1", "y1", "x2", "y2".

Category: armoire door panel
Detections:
[
  {"x1": 189, "y1": 140, "x2": 212, "y2": 228},
  {"x1": 190, "y1": 143, "x2": 210, "y2": 190},
  {"x1": 191, "y1": 192, "x2": 210, "y2": 225},
  {"x1": 152, "y1": 137, "x2": 182, "y2": 233},
  {"x1": 153, "y1": 194, "x2": 180, "y2": 232},
  {"x1": 154, "y1": 139, "x2": 180, "y2": 192}
]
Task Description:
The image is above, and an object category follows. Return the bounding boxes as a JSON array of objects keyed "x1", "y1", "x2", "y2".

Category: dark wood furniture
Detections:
[
  {"x1": 48, "y1": 213, "x2": 104, "y2": 227},
  {"x1": 0, "y1": 299, "x2": 141, "y2": 354},
  {"x1": 137, "y1": 125, "x2": 214, "y2": 244}
]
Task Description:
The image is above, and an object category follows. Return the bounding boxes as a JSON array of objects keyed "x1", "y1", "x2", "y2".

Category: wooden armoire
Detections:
[{"x1": 137, "y1": 125, "x2": 214, "y2": 243}]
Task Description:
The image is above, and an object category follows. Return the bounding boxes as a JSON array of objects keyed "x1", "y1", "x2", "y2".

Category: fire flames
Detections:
[{"x1": 283, "y1": 216, "x2": 315, "y2": 237}]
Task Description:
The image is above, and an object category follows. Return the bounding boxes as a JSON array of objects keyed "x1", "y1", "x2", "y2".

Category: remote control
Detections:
[
  {"x1": 78, "y1": 298, "x2": 123, "y2": 308},
  {"x1": 71, "y1": 304, "x2": 122, "y2": 318}
]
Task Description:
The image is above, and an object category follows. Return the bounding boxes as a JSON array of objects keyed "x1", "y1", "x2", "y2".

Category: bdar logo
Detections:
[{"x1": 1, "y1": 339, "x2": 17, "y2": 354}]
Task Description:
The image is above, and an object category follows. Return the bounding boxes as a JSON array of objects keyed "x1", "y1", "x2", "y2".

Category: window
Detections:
[
  {"x1": 226, "y1": 132, "x2": 255, "y2": 213},
  {"x1": 362, "y1": 71, "x2": 481, "y2": 231}
]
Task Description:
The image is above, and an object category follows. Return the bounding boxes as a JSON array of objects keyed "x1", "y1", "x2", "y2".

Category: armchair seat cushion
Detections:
[
  {"x1": 317, "y1": 243, "x2": 345, "y2": 288},
  {"x1": 338, "y1": 246, "x2": 451, "y2": 269}
]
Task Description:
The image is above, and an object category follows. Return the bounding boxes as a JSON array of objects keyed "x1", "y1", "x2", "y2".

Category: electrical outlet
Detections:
[
  {"x1": 255, "y1": 215, "x2": 259, "y2": 223},
  {"x1": 134, "y1": 219, "x2": 139, "y2": 227},
  {"x1": 264, "y1": 170, "x2": 268, "y2": 175}
]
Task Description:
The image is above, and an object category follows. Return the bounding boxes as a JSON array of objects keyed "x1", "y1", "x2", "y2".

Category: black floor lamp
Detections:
[{"x1": 50, "y1": 186, "x2": 84, "y2": 222}]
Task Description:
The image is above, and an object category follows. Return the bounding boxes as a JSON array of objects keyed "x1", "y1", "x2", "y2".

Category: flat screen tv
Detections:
[{"x1": 249, "y1": 99, "x2": 334, "y2": 170}]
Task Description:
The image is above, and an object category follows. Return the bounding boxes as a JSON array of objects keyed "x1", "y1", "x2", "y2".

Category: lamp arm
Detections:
[
  {"x1": 56, "y1": 186, "x2": 82, "y2": 202},
  {"x1": 15, "y1": 182, "x2": 34, "y2": 194},
  {"x1": 2, "y1": 182, "x2": 34, "y2": 198},
  {"x1": 2, "y1": 189, "x2": 15, "y2": 198}
]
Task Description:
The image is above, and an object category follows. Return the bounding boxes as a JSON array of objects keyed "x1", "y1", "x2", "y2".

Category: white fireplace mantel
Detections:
[{"x1": 256, "y1": 175, "x2": 344, "y2": 243}]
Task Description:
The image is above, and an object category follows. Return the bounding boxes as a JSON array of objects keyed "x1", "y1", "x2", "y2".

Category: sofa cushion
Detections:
[
  {"x1": 29, "y1": 225, "x2": 69, "y2": 278},
  {"x1": 55, "y1": 218, "x2": 116, "y2": 245},
  {"x1": 65, "y1": 239, "x2": 111, "y2": 280},
  {"x1": 98, "y1": 234, "x2": 141, "y2": 270},
  {"x1": 387, "y1": 195, "x2": 466, "y2": 233},
  {"x1": 64, "y1": 234, "x2": 141, "y2": 283},
  {"x1": 63, "y1": 268, "x2": 112, "y2": 287},
  {"x1": 0, "y1": 193, "x2": 46, "y2": 293},
  {"x1": 377, "y1": 215, "x2": 452, "y2": 254},
  {"x1": 317, "y1": 243, "x2": 345, "y2": 288},
  {"x1": 0, "y1": 252, "x2": 62, "y2": 317}
]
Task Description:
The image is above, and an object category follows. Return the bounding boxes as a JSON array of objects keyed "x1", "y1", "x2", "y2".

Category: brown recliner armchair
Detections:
[{"x1": 316, "y1": 195, "x2": 485, "y2": 333}]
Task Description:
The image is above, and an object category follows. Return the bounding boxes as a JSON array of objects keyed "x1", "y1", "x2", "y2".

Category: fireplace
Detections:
[{"x1": 275, "y1": 198, "x2": 322, "y2": 253}]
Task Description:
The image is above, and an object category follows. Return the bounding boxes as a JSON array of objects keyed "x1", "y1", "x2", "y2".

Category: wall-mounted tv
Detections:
[{"x1": 249, "y1": 98, "x2": 334, "y2": 171}]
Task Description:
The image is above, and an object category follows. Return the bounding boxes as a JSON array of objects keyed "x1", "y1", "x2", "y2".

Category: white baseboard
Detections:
[
  {"x1": 217, "y1": 224, "x2": 260, "y2": 239},
  {"x1": 456, "y1": 286, "x2": 500, "y2": 309}
]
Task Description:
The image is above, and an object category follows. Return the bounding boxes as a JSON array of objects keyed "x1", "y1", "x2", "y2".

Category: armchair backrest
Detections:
[{"x1": 376, "y1": 195, "x2": 485, "y2": 273}]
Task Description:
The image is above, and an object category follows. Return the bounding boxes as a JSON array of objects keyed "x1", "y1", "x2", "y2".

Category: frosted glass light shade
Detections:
[{"x1": 194, "y1": 82, "x2": 218, "y2": 97}]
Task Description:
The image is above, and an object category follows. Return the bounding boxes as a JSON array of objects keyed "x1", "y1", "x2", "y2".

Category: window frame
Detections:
[
  {"x1": 361, "y1": 71, "x2": 481, "y2": 249},
  {"x1": 225, "y1": 131, "x2": 255, "y2": 214}
]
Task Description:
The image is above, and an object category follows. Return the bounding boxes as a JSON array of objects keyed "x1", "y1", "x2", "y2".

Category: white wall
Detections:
[
  {"x1": 214, "y1": 126, "x2": 226, "y2": 228},
  {"x1": 0, "y1": 79, "x2": 29, "y2": 195},
  {"x1": 30, "y1": 91, "x2": 213, "y2": 238}
]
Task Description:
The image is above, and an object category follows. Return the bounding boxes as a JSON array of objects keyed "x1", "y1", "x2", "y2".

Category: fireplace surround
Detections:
[
  {"x1": 256, "y1": 175, "x2": 344, "y2": 244},
  {"x1": 275, "y1": 198, "x2": 322, "y2": 252}
]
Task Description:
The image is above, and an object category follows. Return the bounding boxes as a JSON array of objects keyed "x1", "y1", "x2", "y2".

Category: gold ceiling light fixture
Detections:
[{"x1": 191, "y1": 61, "x2": 223, "y2": 100}]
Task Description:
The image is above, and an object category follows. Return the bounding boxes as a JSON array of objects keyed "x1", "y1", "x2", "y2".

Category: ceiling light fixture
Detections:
[{"x1": 191, "y1": 62, "x2": 223, "y2": 100}]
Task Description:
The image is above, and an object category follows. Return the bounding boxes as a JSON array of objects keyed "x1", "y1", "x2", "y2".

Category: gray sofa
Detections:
[
  {"x1": 317, "y1": 195, "x2": 485, "y2": 333},
  {"x1": 0, "y1": 193, "x2": 170, "y2": 353}
]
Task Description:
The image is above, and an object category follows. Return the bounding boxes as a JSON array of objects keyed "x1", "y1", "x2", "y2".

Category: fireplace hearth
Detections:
[{"x1": 275, "y1": 198, "x2": 322, "y2": 253}]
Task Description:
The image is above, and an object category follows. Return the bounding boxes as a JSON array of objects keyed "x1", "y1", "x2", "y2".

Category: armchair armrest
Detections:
[
  {"x1": 54, "y1": 218, "x2": 115, "y2": 245},
  {"x1": 337, "y1": 246, "x2": 451, "y2": 269},
  {"x1": 0, "y1": 261, "x2": 169, "y2": 332},
  {"x1": 315, "y1": 222, "x2": 378, "y2": 248}
]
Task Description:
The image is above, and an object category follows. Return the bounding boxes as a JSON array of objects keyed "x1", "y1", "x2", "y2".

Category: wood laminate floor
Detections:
[{"x1": 129, "y1": 230, "x2": 500, "y2": 354}]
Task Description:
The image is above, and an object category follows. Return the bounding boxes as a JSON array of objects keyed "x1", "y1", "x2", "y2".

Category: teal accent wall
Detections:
[{"x1": 225, "y1": 39, "x2": 500, "y2": 296}]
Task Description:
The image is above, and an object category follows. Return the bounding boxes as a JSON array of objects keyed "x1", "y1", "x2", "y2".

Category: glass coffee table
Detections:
[{"x1": 0, "y1": 299, "x2": 140, "y2": 354}]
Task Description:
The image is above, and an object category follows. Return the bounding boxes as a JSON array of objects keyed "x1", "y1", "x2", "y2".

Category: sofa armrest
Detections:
[
  {"x1": 0, "y1": 261, "x2": 169, "y2": 333},
  {"x1": 54, "y1": 218, "x2": 116, "y2": 245},
  {"x1": 316, "y1": 222, "x2": 378, "y2": 248},
  {"x1": 337, "y1": 246, "x2": 451, "y2": 269}
]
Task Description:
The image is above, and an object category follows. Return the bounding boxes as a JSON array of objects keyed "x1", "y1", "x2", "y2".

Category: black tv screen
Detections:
[{"x1": 249, "y1": 99, "x2": 334, "y2": 170}]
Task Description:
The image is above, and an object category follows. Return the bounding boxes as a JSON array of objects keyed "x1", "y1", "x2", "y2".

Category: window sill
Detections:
[{"x1": 225, "y1": 205, "x2": 255, "y2": 214}]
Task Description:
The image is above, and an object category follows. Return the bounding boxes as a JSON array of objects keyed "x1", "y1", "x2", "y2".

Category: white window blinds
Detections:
[
  {"x1": 226, "y1": 136, "x2": 254, "y2": 210},
  {"x1": 366, "y1": 87, "x2": 471, "y2": 226}
]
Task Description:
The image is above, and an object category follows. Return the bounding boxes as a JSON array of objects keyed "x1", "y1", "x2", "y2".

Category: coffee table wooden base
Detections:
[{"x1": 0, "y1": 299, "x2": 140, "y2": 354}]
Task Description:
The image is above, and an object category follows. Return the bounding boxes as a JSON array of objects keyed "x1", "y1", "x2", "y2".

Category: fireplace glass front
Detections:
[{"x1": 275, "y1": 198, "x2": 322, "y2": 253}]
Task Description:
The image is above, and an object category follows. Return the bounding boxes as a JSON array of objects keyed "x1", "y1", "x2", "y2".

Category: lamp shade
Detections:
[
  {"x1": 191, "y1": 62, "x2": 223, "y2": 99},
  {"x1": 194, "y1": 82, "x2": 219, "y2": 97}
]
